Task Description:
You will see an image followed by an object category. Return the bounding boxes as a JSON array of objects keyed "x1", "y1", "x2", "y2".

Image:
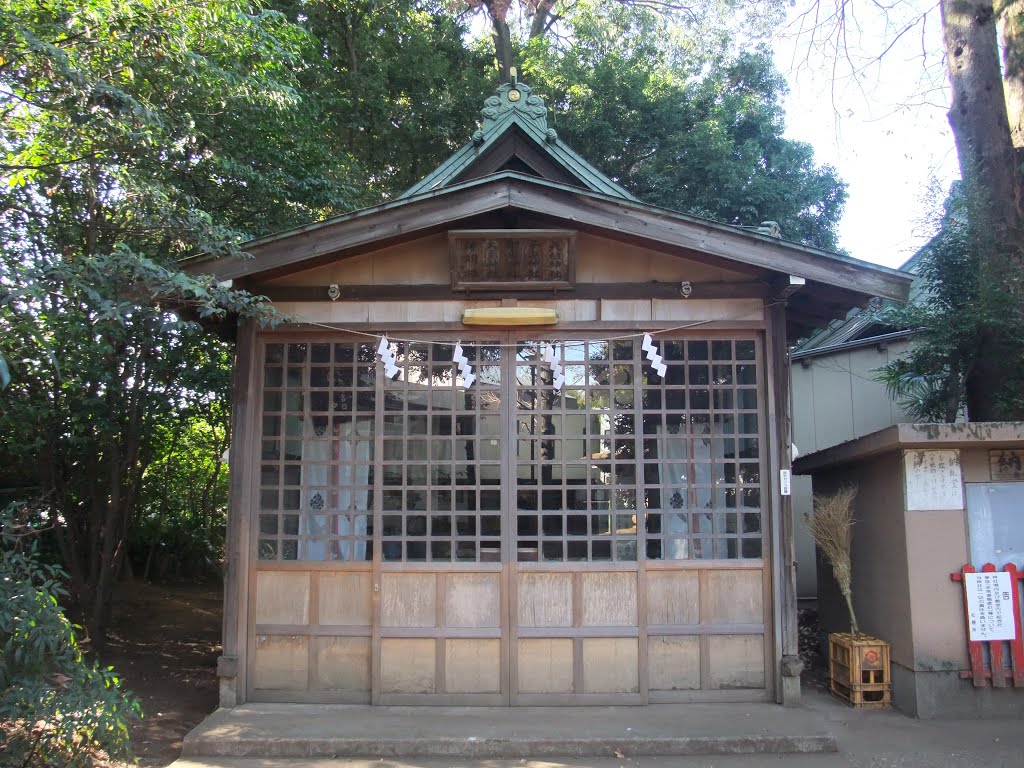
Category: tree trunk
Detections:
[
  {"x1": 997, "y1": 0, "x2": 1024, "y2": 149},
  {"x1": 942, "y1": 0, "x2": 1024, "y2": 420},
  {"x1": 942, "y1": 0, "x2": 1023, "y2": 231},
  {"x1": 486, "y1": 1, "x2": 514, "y2": 82},
  {"x1": 201, "y1": 425, "x2": 230, "y2": 535},
  {"x1": 529, "y1": 0, "x2": 555, "y2": 38},
  {"x1": 90, "y1": 470, "x2": 121, "y2": 649},
  {"x1": 145, "y1": 421, "x2": 183, "y2": 580}
]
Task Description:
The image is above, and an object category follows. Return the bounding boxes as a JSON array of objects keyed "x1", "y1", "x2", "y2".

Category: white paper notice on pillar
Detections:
[
  {"x1": 964, "y1": 571, "x2": 1017, "y2": 641},
  {"x1": 903, "y1": 449, "x2": 964, "y2": 511}
]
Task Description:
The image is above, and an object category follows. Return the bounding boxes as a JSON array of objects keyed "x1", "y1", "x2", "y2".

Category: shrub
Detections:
[{"x1": 0, "y1": 504, "x2": 141, "y2": 768}]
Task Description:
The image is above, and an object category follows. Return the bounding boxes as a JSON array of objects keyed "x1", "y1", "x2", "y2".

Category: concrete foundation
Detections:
[
  {"x1": 893, "y1": 663, "x2": 1024, "y2": 719},
  {"x1": 181, "y1": 702, "x2": 838, "y2": 759}
]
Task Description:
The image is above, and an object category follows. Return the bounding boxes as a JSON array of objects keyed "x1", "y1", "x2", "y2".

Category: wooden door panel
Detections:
[
  {"x1": 445, "y1": 573, "x2": 501, "y2": 627},
  {"x1": 380, "y1": 573, "x2": 436, "y2": 627}
]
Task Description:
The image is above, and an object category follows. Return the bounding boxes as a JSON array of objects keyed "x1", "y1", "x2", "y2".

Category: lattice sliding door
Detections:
[{"x1": 247, "y1": 333, "x2": 772, "y2": 704}]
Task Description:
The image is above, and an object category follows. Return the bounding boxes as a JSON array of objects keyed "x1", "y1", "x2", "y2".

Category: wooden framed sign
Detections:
[{"x1": 449, "y1": 229, "x2": 575, "y2": 291}]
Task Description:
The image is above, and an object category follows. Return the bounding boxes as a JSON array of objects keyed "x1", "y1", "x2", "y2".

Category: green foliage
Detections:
[
  {"x1": 876, "y1": 183, "x2": 1024, "y2": 422},
  {"x1": 0, "y1": 247, "x2": 251, "y2": 640},
  {"x1": 1, "y1": 0, "x2": 357, "y2": 240},
  {"x1": 132, "y1": 411, "x2": 232, "y2": 581},
  {"x1": 520, "y1": 3, "x2": 847, "y2": 249},
  {"x1": 271, "y1": 0, "x2": 493, "y2": 202},
  {"x1": 0, "y1": 0, "x2": 351, "y2": 642},
  {"x1": 0, "y1": 504, "x2": 141, "y2": 768}
]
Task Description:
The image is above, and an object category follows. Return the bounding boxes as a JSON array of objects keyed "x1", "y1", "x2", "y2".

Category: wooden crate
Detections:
[{"x1": 828, "y1": 632, "x2": 891, "y2": 708}]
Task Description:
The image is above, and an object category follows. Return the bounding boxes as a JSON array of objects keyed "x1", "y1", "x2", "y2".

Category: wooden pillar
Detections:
[
  {"x1": 218, "y1": 317, "x2": 259, "y2": 706},
  {"x1": 765, "y1": 300, "x2": 802, "y2": 705}
]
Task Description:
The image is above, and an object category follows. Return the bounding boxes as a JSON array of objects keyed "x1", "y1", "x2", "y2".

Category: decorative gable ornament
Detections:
[
  {"x1": 480, "y1": 80, "x2": 549, "y2": 132},
  {"x1": 401, "y1": 69, "x2": 636, "y2": 201}
]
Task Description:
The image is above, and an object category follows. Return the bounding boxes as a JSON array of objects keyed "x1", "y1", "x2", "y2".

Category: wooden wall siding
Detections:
[
  {"x1": 575, "y1": 235, "x2": 745, "y2": 284},
  {"x1": 582, "y1": 638, "x2": 640, "y2": 693},
  {"x1": 445, "y1": 639, "x2": 502, "y2": 693},
  {"x1": 791, "y1": 341, "x2": 914, "y2": 457},
  {"x1": 705, "y1": 570, "x2": 763, "y2": 624},
  {"x1": 381, "y1": 638, "x2": 436, "y2": 693},
  {"x1": 512, "y1": 565, "x2": 765, "y2": 702},
  {"x1": 648, "y1": 636, "x2": 701, "y2": 690},
  {"x1": 445, "y1": 574, "x2": 502, "y2": 627},
  {"x1": 647, "y1": 571, "x2": 700, "y2": 626},
  {"x1": 250, "y1": 567, "x2": 374, "y2": 702},
  {"x1": 375, "y1": 568, "x2": 506, "y2": 702},
  {"x1": 263, "y1": 232, "x2": 749, "y2": 289},
  {"x1": 313, "y1": 637, "x2": 371, "y2": 690},
  {"x1": 253, "y1": 635, "x2": 309, "y2": 690},
  {"x1": 791, "y1": 340, "x2": 914, "y2": 598},
  {"x1": 318, "y1": 573, "x2": 372, "y2": 625},
  {"x1": 518, "y1": 639, "x2": 575, "y2": 693},
  {"x1": 254, "y1": 572, "x2": 310, "y2": 625},
  {"x1": 266, "y1": 233, "x2": 450, "y2": 287},
  {"x1": 247, "y1": 563, "x2": 767, "y2": 701},
  {"x1": 380, "y1": 573, "x2": 436, "y2": 627},
  {"x1": 581, "y1": 572, "x2": 637, "y2": 626},
  {"x1": 706, "y1": 635, "x2": 766, "y2": 690},
  {"x1": 518, "y1": 573, "x2": 573, "y2": 627}
]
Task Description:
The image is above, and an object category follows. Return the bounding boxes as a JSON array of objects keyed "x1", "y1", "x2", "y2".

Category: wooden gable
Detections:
[
  {"x1": 400, "y1": 77, "x2": 636, "y2": 201},
  {"x1": 182, "y1": 172, "x2": 911, "y2": 341}
]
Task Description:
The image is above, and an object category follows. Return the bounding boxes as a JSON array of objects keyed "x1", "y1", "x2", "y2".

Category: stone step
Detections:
[{"x1": 180, "y1": 703, "x2": 838, "y2": 759}]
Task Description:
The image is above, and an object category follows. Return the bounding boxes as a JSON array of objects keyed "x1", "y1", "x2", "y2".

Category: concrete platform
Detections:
[{"x1": 180, "y1": 701, "x2": 837, "y2": 759}]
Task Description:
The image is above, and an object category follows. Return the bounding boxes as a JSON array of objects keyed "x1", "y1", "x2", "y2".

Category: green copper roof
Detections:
[{"x1": 400, "y1": 78, "x2": 637, "y2": 201}]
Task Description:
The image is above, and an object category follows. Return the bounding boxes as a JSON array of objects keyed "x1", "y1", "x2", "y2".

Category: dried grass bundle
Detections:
[{"x1": 806, "y1": 486, "x2": 860, "y2": 638}]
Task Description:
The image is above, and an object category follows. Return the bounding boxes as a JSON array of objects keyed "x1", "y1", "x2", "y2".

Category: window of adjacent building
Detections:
[{"x1": 966, "y1": 483, "x2": 1024, "y2": 569}]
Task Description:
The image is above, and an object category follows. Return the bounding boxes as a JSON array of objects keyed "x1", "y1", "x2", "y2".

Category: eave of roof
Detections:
[
  {"x1": 791, "y1": 328, "x2": 917, "y2": 361},
  {"x1": 180, "y1": 171, "x2": 913, "y2": 311},
  {"x1": 790, "y1": 241, "x2": 927, "y2": 354}
]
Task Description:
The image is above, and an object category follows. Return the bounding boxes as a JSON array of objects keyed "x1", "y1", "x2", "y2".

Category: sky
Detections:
[{"x1": 771, "y1": 0, "x2": 961, "y2": 269}]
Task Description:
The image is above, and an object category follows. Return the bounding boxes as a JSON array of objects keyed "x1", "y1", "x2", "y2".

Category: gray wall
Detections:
[{"x1": 791, "y1": 340, "x2": 913, "y2": 597}]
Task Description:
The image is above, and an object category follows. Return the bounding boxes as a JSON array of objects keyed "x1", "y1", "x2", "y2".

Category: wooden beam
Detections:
[
  {"x1": 268, "y1": 320, "x2": 768, "y2": 334},
  {"x1": 255, "y1": 281, "x2": 772, "y2": 303},
  {"x1": 772, "y1": 275, "x2": 806, "y2": 301},
  {"x1": 220, "y1": 317, "x2": 258, "y2": 705}
]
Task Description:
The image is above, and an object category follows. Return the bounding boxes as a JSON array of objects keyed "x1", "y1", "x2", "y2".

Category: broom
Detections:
[{"x1": 805, "y1": 486, "x2": 860, "y2": 638}]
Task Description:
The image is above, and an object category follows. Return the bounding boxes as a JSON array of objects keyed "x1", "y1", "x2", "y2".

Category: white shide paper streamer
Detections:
[
  {"x1": 452, "y1": 342, "x2": 476, "y2": 387},
  {"x1": 540, "y1": 342, "x2": 565, "y2": 391},
  {"x1": 641, "y1": 333, "x2": 668, "y2": 378},
  {"x1": 377, "y1": 335, "x2": 401, "y2": 379}
]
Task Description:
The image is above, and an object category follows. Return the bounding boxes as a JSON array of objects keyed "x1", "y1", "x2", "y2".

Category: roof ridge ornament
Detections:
[{"x1": 480, "y1": 66, "x2": 549, "y2": 133}]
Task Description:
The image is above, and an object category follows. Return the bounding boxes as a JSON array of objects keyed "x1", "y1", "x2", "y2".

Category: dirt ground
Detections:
[{"x1": 99, "y1": 582, "x2": 223, "y2": 767}]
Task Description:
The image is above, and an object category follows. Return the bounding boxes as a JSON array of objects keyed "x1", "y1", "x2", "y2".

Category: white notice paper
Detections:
[
  {"x1": 964, "y1": 571, "x2": 1017, "y2": 642},
  {"x1": 904, "y1": 450, "x2": 964, "y2": 510},
  {"x1": 780, "y1": 469, "x2": 792, "y2": 496}
]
